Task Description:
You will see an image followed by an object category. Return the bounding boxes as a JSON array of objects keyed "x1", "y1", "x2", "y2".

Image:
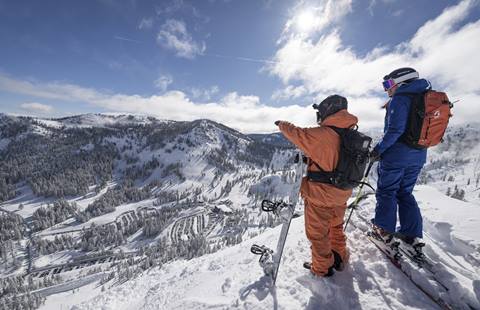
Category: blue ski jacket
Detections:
[{"x1": 373, "y1": 78, "x2": 431, "y2": 165}]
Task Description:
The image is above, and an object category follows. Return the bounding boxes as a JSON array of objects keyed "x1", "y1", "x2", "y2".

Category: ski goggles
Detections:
[{"x1": 382, "y1": 79, "x2": 396, "y2": 91}]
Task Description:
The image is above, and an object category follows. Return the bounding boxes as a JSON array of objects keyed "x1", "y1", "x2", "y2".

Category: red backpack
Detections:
[{"x1": 398, "y1": 90, "x2": 453, "y2": 149}]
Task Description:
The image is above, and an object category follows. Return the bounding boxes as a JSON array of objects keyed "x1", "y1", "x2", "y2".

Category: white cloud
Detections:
[
  {"x1": 269, "y1": 0, "x2": 480, "y2": 127},
  {"x1": 0, "y1": 73, "x2": 316, "y2": 133},
  {"x1": 138, "y1": 17, "x2": 154, "y2": 30},
  {"x1": 190, "y1": 85, "x2": 219, "y2": 100},
  {"x1": 0, "y1": 75, "x2": 102, "y2": 102},
  {"x1": 157, "y1": 19, "x2": 205, "y2": 59},
  {"x1": 272, "y1": 85, "x2": 307, "y2": 101},
  {"x1": 154, "y1": 75, "x2": 173, "y2": 92},
  {"x1": 20, "y1": 102, "x2": 54, "y2": 113}
]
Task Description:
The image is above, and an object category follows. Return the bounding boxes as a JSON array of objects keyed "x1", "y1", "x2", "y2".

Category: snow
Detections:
[
  {"x1": 33, "y1": 252, "x2": 78, "y2": 269},
  {"x1": 52, "y1": 113, "x2": 170, "y2": 129},
  {"x1": 34, "y1": 119, "x2": 64, "y2": 129},
  {"x1": 0, "y1": 182, "x2": 117, "y2": 220},
  {"x1": 72, "y1": 215, "x2": 441, "y2": 310},
  {"x1": 54, "y1": 185, "x2": 478, "y2": 310},
  {"x1": 215, "y1": 204, "x2": 232, "y2": 213},
  {"x1": 354, "y1": 186, "x2": 480, "y2": 308},
  {"x1": 416, "y1": 185, "x2": 480, "y2": 250},
  {"x1": 38, "y1": 274, "x2": 105, "y2": 310},
  {"x1": 0, "y1": 185, "x2": 57, "y2": 217}
]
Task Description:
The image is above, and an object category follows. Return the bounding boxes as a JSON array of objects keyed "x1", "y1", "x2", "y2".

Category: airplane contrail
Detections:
[
  {"x1": 114, "y1": 35, "x2": 142, "y2": 44},
  {"x1": 206, "y1": 53, "x2": 310, "y2": 68}
]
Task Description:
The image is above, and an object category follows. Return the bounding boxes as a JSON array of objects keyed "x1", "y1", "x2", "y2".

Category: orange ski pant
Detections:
[{"x1": 304, "y1": 199, "x2": 348, "y2": 276}]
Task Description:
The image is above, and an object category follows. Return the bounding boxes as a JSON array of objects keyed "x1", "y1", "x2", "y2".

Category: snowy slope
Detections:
[
  {"x1": 53, "y1": 185, "x2": 480, "y2": 310},
  {"x1": 354, "y1": 186, "x2": 480, "y2": 309},
  {"x1": 62, "y1": 217, "x2": 439, "y2": 310}
]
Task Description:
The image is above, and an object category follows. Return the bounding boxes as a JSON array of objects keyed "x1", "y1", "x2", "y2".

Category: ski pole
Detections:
[{"x1": 344, "y1": 161, "x2": 375, "y2": 231}]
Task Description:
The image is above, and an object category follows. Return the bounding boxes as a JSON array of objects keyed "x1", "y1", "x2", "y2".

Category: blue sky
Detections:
[{"x1": 1, "y1": 0, "x2": 479, "y2": 133}]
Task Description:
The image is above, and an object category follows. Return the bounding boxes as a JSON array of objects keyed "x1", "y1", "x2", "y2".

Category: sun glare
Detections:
[{"x1": 296, "y1": 11, "x2": 316, "y2": 33}]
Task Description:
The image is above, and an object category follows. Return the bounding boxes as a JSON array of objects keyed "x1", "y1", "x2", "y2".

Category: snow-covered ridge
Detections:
[{"x1": 40, "y1": 113, "x2": 171, "y2": 129}]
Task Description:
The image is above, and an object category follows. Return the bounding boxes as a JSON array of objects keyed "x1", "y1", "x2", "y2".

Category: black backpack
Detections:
[{"x1": 307, "y1": 126, "x2": 372, "y2": 190}]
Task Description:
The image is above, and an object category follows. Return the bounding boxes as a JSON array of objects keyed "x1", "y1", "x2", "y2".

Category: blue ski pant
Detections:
[{"x1": 374, "y1": 161, "x2": 424, "y2": 238}]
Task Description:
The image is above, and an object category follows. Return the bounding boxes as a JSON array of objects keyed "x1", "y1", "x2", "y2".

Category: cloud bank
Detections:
[
  {"x1": 269, "y1": 0, "x2": 480, "y2": 127},
  {"x1": 20, "y1": 102, "x2": 54, "y2": 113},
  {"x1": 0, "y1": 74, "x2": 312, "y2": 133}
]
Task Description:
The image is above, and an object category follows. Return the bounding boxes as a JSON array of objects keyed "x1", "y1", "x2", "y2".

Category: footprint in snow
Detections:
[{"x1": 222, "y1": 278, "x2": 232, "y2": 293}]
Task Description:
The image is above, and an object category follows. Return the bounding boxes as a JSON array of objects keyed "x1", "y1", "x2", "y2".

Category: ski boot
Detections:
[
  {"x1": 332, "y1": 250, "x2": 346, "y2": 271},
  {"x1": 302, "y1": 262, "x2": 334, "y2": 277},
  {"x1": 395, "y1": 233, "x2": 426, "y2": 264},
  {"x1": 368, "y1": 224, "x2": 402, "y2": 260}
]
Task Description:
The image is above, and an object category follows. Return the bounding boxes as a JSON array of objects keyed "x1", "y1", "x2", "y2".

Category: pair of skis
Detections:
[
  {"x1": 348, "y1": 195, "x2": 457, "y2": 310},
  {"x1": 250, "y1": 153, "x2": 304, "y2": 286}
]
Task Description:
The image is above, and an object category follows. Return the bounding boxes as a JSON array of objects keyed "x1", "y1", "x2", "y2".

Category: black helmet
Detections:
[
  {"x1": 312, "y1": 95, "x2": 348, "y2": 124},
  {"x1": 383, "y1": 67, "x2": 419, "y2": 84}
]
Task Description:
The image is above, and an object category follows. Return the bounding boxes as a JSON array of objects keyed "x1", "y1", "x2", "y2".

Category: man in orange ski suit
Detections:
[{"x1": 275, "y1": 95, "x2": 356, "y2": 277}]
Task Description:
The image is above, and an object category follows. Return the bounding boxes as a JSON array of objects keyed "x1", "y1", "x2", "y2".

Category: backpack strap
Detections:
[
  {"x1": 394, "y1": 91, "x2": 427, "y2": 100},
  {"x1": 307, "y1": 125, "x2": 350, "y2": 184},
  {"x1": 395, "y1": 91, "x2": 428, "y2": 149}
]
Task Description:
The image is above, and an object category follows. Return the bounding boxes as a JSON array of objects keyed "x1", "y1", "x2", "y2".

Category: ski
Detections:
[
  {"x1": 365, "y1": 230, "x2": 453, "y2": 309},
  {"x1": 349, "y1": 210, "x2": 455, "y2": 310},
  {"x1": 355, "y1": 211, "x2": 442, "y2": 279},
  {"x1": 250, "y1": 153, "x2": 304, "y2": 286}
]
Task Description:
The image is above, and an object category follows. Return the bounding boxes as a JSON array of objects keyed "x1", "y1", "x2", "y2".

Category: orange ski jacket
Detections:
[{"x1": 278, "y1": 109, "x2": 358, "y2": 207}]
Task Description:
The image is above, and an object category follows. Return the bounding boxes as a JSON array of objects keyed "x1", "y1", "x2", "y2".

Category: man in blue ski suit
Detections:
[{"x1": 371, "y1": 67, "x2": 431, "y2": 244}]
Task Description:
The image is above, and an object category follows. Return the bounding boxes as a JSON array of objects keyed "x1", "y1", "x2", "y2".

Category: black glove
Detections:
[
  {"x1": 369, "y1": 149, "x2": 381, "y2": 162},
  {"x1": 274, "y1": 120, "x2": 281, "y2": 126}
]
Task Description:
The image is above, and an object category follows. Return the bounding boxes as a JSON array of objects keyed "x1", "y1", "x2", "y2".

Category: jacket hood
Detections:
[
  {"x1": 321, "y1": 109, "x2": 358, "y2": 129},
  {"x1": 396, "y1": 78, "x2": 431, "y2": 94}
]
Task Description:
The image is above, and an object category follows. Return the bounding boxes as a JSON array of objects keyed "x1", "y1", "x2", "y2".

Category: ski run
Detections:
[{"x1": 40, "y1": 185, "x2": 480, "y2": 310}]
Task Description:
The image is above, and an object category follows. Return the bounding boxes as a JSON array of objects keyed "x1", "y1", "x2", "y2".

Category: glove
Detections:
[
  {"x1": 369, "y1": 149, "x2": 381, "y2": 162},
  {"x1": 274, "y1": 120, "x2": 281, "y2": 126}
]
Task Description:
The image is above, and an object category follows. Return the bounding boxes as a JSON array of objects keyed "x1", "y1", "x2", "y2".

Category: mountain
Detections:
[
  {"x1": 0, "y1": 113, "x2": 299, "y2": 309},
  {"x1": 1, "y1": 113, "x2": 479, "y2": 310}
]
